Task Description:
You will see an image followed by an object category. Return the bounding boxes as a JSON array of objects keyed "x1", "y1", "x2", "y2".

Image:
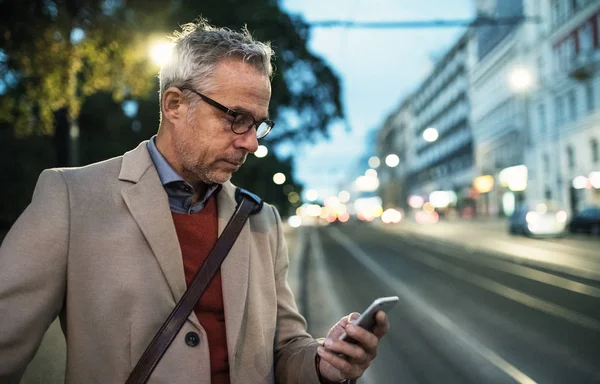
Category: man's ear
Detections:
[{"x1": 161, "y1": 87, "x2": 186, "y2": 124}]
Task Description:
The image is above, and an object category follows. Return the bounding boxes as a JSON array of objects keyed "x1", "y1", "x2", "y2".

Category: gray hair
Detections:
[{"x1": 159, "y1": 18, "x2": 274, "y2": 102}]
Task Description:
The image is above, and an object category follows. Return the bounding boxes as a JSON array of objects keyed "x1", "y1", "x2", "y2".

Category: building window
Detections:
[
  {"x1": 538, "y1": 103, "x2": 546, "y2": 134},
  {"x1": 568, "y1": 89, "x2": 577, "y2": 121},
  {"x1": 579, "y1": 22, "x2": 594, "y2": 54},
  {"x1": 567, "y1": 37, "x2": 576, "y2": 64},
  {"x1": 543, "y1": 153, "x2": 550, "y2": 175},
  {"x1": 552, "y1": 1, "x2": 561, "y2": 25},
  {"x1": 545, "y1": 187, "x2": 553, "y2": 200},
  {"x1": 586, "y1": 82, "x2": 595, "y2": 112},
  {"x1": 592, "y1": 139, "x2": 599, "y2": 164},
  {"x1": 555, "y1": 95, "x2": 565, "y2": 126},
  {"x1": 567, "y1": 145, "x2": 576, "y2": 168}
]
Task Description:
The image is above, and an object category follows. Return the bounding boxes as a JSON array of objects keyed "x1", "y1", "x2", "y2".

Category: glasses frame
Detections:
[{"x1": 179, "y1": 87, "x2": 274, "y2": 139}]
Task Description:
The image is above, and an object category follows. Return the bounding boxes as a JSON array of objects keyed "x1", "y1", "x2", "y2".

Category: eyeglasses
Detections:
[{"x1": 180, "y1": 87, "x2": 274, "y2": 139}]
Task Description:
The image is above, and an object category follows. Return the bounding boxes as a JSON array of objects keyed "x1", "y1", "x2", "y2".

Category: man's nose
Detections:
[{"x1": 236, "y1": 129, "x2": 259, "y2": 153}]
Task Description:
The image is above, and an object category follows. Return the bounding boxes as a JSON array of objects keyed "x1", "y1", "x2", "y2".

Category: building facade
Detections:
[
  {"x1": 470, "y1": 18, "x2": 526, "y2": 216},
  {"x1": 528, "y1": 0, "x2": 600, "y2": 214},
  {"x1": 406, "y1": 30, "x2": 477, "y2": 216},
  {"x1": 376, "y1": 97, "x2": 414, "y2": 210},
  {"x1": 375, "y1": 0, "x2": 600, "y2": 219}
]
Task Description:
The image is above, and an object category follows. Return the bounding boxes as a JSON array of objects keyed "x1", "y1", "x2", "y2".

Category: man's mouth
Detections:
[{"x1": 222, "y1": 159, "x2": 244, "y2": 167}]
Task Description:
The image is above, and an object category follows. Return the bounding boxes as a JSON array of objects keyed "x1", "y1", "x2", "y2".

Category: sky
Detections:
[{"x1": 279, "y1": 0, "x2": 475, "y2": 201}]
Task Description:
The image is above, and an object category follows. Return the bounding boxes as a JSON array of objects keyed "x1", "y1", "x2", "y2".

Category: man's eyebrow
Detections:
[{"x1": 230, "y1": 105, "x2": 270, "y2": 120}]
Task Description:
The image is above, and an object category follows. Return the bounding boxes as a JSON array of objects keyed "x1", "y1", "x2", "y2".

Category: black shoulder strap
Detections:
[
  {"x1": 126, "y1": 188, "x2": 260, "y2": 384},
  {"x1": 235, "y1": 187, "x2": 263, "y2": 214}
]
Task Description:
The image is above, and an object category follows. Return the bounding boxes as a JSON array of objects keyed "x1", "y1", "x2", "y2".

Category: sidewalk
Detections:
[{"x1": 379, "y1": 218, "x2": 600, "y2": 281}]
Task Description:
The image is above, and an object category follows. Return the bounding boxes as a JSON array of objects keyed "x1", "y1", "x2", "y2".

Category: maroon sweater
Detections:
[{"x1": 171, "y1": 195, "x2": 230, "y2": 384}]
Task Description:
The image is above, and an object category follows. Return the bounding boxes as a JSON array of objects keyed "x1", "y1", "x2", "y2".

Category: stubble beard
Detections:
[{"x1": 173, "y1": 114, "x2": 233, "y2": 185}]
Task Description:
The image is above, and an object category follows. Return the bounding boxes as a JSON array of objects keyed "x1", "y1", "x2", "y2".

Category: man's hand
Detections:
[{"x1": 316, "y1": 311, "x2": 389, "y2": 382}]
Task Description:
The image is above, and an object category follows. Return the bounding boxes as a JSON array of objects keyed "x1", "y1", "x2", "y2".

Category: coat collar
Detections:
[
  {"x1": 119, "y1": 142, "x2": 187, "y2": 304},
  {"x1": 119, "y1": 142, "x2": 250, "y2": 355}
]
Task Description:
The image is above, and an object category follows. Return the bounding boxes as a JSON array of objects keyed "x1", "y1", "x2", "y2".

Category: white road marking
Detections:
[
  {"x1": 399, "y1": 234, "x2": 600, "y2": 298},
  {"x1": 329, "y1": 227, "x2": 538, "y2": 384},
  {"x1": 310, "y1": 227, "x2": 375, "y2": 384},
  {"x1": 387, "y1": 238, "x2": 600, "y2": 332}
]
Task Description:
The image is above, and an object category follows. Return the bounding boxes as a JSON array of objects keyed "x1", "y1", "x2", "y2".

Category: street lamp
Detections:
[
  {"x1": 150, "y1": 40, "x2": 174, "y2": 67},
  {"x1": 509, "y1": 67, "x2": 533, "y2": 93},
  {"x1": 423, "y1": 127, "x2": 439, "y2": 142}
]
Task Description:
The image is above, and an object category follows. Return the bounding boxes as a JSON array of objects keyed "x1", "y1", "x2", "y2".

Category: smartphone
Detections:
[{"x1": 338, "y1": 296, "x2": 399, "y2": 343}]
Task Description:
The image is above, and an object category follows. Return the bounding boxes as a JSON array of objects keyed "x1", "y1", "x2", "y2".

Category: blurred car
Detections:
[
  {"x1": 568, "y1": 207, "x2": 600, "y2": 236},
  {"x1": 509, "y1": 203, "x2": 568, "y2": 237}
]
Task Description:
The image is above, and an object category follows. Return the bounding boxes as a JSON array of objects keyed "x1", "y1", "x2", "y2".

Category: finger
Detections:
[
  {"x1": 344, "y1": 323, "x2": 379, "y2": 355},
  {"x1": 330, "y1": 312, "x2": 361, "y2": 340},
  {"x1": 340, "y1": 312, "x2": 360, "y2": 328},
  {"x1": 323, "y1": 338, "x2": 370, "y2": 365},
  {"x1": 372, "y1": 311, "x2": 390, "y2": 339},
  {"x1": 317, "y1": 346, "x2": 362, "y2": 379}
]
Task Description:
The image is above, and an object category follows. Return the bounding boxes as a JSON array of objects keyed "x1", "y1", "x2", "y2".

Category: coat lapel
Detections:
[
  {"x1": 118, "y1": 143, "x2": 250, "y2": 342},
  {"x1": 218, "y1": 182, "x2": 251, "y2": 362},
  {"x1": 119, "y1": 142, "x2": 188, "y2": 306}
]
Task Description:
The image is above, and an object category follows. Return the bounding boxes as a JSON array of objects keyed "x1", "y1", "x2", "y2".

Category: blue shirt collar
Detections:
[{"x1": 146, "y1": 135, "x2": 185, "y2": 186}]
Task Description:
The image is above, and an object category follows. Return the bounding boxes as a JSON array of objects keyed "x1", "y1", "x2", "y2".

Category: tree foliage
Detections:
[
  {"x1": 0, "y1": 0, "x2": 160, "y2": 137},
  {"x1": 0, "y1": 0, "x2": 343, "y2": 143},
  {"x1": 0, "y1": 0, "x2": 338, "y2": 226}
]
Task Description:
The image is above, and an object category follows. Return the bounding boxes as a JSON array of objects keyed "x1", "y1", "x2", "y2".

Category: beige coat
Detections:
[{"x1": 0, "y1": 142, "x2": 322, "y2": 384}]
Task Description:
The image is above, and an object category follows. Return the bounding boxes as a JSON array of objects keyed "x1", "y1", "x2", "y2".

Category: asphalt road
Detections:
[
  {"x1": 298, "y1": 222, "x2": 600, "y2": 384},
  {"x1": 15, "y1": 221, "x2": 600, "y2": 383}
]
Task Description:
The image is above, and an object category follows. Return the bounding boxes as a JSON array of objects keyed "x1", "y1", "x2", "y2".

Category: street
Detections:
[
  {"x1": 293, "y1": 221, "x2": 600, "y2": 384},
  {"x1": 19, "y1": 220, "x2": 600, "y2": 383}
]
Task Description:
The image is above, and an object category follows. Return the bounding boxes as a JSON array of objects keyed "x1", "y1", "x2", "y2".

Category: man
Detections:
[{"x1": 0, "y1": 19, "x2": 389, "y2": 383}]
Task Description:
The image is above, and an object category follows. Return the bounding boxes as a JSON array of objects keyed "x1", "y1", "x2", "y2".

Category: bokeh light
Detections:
[
  {"x1": 254, "y1": 145, "x2": 268, "y2": 158},
  {"x1": 385, "y1": 154, "x2": 400, "y2": 167},
  {"x1": 368, "y1": 156, "x2": 381, "y2": 168},
  {"x1": 288, "y1": 192, "x2": 300, "y2": 204},
  {"x1": 273, "y1": 172, "x2": 286, "y2": 185},
  {"x1": 287, "y1": 215, "x2": 302, "y2": 228},
  {"x1": 306, "y1": 189, "x2": 319, "y2": 202},
  {"x1": 338, "y1": 190, "x2": 351, "y2": 203},
  {"x1": 150, "y1": 40, "x2": 174, "y2": 66}
]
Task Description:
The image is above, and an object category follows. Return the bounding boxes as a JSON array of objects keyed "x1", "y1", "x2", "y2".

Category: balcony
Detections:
[
  {"x1": 551, "y1": 0, "x2": 599, "y2": 31},
  {"x1": 568, "y1": 50, "x2": 600, "y2": 80}
]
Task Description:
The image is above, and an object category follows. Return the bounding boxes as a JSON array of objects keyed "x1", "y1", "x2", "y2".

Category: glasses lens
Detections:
[
  {"x1": 232, "y1": 113, "x2": 255, "y2": 134},
  {"x1": 256, "y1": 121, "x2": 273, "y2": 139}
]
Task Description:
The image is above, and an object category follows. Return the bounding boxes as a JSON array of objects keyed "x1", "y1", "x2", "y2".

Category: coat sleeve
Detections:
[
  {"x1": 0, "y1": 169, "x2": 69, "y2": 382},
  {"x1": 270, "y1": 205, "x2": 324, "y2": 384}
]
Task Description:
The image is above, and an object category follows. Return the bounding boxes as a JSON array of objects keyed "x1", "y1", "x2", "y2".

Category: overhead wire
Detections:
[{"x1": 304, "y1": 16, "x2": 541, "y2": 29}]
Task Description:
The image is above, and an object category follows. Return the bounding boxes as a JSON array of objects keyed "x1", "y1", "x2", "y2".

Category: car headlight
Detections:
[
  {"x1": 525, "y1": 211, "x2": 538, "y2": 224},
  {"x1": 556, "y1": 211, "x2": 567, "y2": 223}
]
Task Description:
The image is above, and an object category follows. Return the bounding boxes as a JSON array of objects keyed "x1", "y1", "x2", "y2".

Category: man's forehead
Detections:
[
  {"x1": 211, "y1": 60, "x2": 271, "y2": 99},
  {"x1": 214, "y1": 58, "x2": 270, "y2": 81}
]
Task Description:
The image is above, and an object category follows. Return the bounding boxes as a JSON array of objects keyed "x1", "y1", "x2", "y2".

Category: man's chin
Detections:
[{"x1": 205, "y1": 171, "x2": 233, "y2": 185}]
